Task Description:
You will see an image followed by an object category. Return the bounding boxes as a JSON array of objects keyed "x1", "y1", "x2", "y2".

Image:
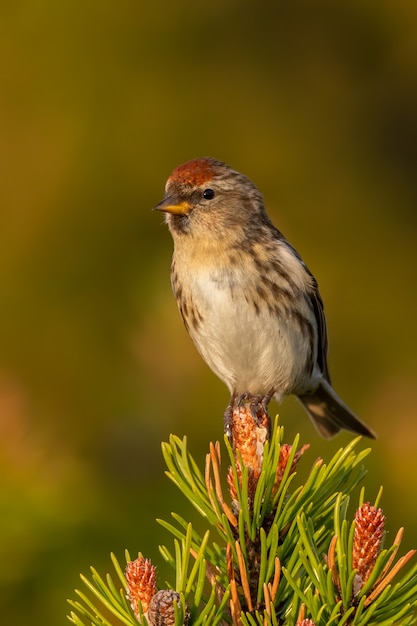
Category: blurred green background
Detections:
[{"x1": 1, "y1": 0, "x2": 417, "y2": 623}]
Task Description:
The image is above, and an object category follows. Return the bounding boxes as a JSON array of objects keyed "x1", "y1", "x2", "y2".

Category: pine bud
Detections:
[
  {"x1": 125, "y1": 555, "x2": 157, "y2": 618},
  {"x1": 353, "y1": 502, "x2": 385, "y2": 585},
  {"x1": 230, "y1": 398, "x2": 267, "y2": 476},
  {"x1": 227, "y1": 397, "x2": 269, "y2": 504},
  {"x1": 274, "y1": 443, "x2": 309, "y2": 493}
]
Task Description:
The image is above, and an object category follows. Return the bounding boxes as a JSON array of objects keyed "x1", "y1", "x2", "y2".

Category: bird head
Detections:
[{"x1": 153, "y1": 157, "x2": 267, "y2": 239}]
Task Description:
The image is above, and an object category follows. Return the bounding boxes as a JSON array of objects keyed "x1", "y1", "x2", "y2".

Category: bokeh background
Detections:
[{"x1": 1, "y1": 1, "x2": 417, "y2": 624}]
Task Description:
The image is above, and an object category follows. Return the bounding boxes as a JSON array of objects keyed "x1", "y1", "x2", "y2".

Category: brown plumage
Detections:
[{"x1": 154, "y1": 157, "x2": 375, "y2": 439}]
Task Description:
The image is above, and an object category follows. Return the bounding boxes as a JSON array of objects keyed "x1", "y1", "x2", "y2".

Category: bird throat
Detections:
[{"x1": 168, "y1": 213, "x2": 191, "y2": 236}]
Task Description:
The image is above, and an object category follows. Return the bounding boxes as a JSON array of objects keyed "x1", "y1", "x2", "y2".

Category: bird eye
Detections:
[{"x1": 202, "y1": 188, "x2": 215, "y2": 200}]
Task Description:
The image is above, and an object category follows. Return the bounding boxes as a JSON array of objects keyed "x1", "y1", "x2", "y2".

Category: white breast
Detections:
[{"x1": 184, "y1": 264, "x2": 314, "y2": 398}]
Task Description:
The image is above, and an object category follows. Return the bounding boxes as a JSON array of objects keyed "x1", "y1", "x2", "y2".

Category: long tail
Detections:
[{"x1": 298, "y1": 380, "x2": 376, "y2": 439}]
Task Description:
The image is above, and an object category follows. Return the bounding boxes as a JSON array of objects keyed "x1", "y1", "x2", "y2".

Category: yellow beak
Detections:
[{"x1": 153, "y1": 197, "x2": 192, "y2": 215}]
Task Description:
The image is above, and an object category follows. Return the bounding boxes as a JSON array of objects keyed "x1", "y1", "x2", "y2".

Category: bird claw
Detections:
[
  {"x1": 224, "y1": 391, "x2": 274, "y2": 444},
  {"x1": 224, "y1": 403, "x2": 234, "y2": 442}
]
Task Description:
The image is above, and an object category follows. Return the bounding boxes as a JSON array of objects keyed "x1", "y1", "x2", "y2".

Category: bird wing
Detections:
[
  {"x1": 268, "y1": 224, "x2": 331, "y2": 384},
  {"x1": 309, "y1": 284, "x2": 331, "y2": 383}
]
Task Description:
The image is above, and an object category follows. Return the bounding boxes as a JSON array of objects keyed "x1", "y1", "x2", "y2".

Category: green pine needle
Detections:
[{"x1": 68, "y1": 418, "x2": 417, "y2": 626}]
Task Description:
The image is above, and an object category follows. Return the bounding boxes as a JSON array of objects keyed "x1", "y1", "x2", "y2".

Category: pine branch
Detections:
[{"x1": 68, "y1": 400, "x2": 417, "y2": 626}]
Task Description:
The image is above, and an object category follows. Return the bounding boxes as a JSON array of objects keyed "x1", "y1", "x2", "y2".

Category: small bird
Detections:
[{"x1": 154, "y1": 157, "x2": 375, "y2": 439}]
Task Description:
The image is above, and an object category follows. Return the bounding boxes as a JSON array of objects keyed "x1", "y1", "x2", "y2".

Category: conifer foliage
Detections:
[{"x1": 68, "y1": 401, "x2": 417, "y2": 626}]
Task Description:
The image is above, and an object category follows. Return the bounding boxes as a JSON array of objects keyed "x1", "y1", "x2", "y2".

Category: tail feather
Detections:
[{"x1": 298, "y1": 380, "x2": 376, "y2": 439}]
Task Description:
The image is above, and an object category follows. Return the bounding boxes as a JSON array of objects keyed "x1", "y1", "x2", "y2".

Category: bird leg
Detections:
[
  {"x1": 224, "y1": 392, "x2": 237, "y2": 441},
  {"x1": 247, "y1": 392, "x2": 273, "y2": 442},
  {"x1": 261, "y1": 388, "x2": 275, "y2": 413}
]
